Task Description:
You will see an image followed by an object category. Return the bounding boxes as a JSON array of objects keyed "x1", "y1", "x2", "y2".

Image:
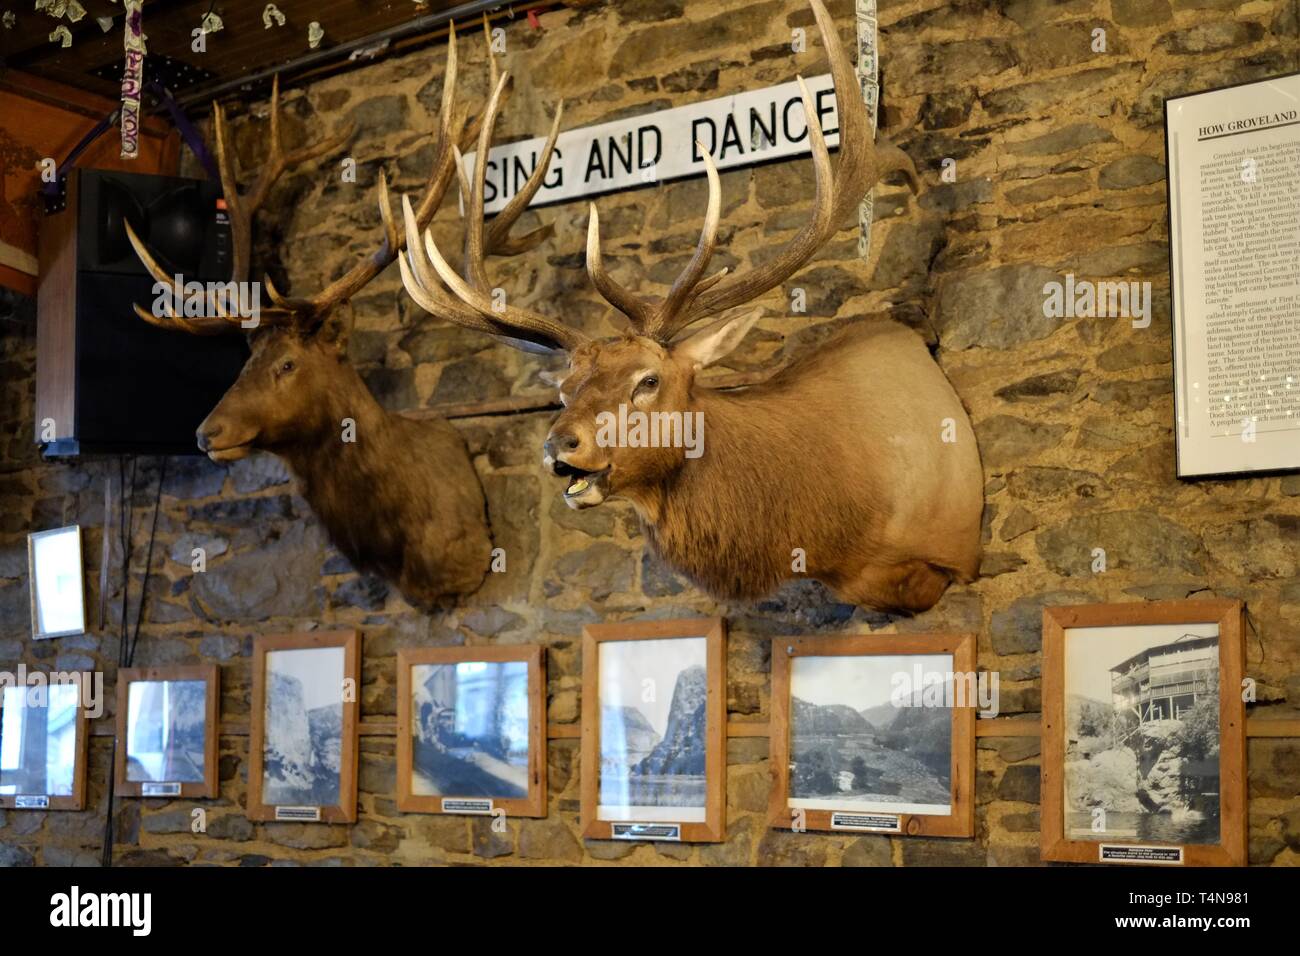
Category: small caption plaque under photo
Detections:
[
  {"x1": 831, "y1": 812, "x2": 902, "y2": 832},
  {"x1": 141, "y1": 782, "x2": 182, "y2": 797},
  {"x1": 275, "y1": 806, "x2": 322, "y2": 822},
  {"x1": 442, "y1": 798, "x2": 493, "y2": 815},
  {"x1": 611, "y1": 823, "x2": 682, "y2": 842},
  {"x1": 1099, "y1": 843, "x2": 1185, "y2": 865},
  {"x1": 15, "y1": 795, "x2": 49, "y2": 809}
]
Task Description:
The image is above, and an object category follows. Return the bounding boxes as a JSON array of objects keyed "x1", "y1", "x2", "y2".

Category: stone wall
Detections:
[{"x1": 2, "y1": 0, "x2": 1299, "y2": 867}]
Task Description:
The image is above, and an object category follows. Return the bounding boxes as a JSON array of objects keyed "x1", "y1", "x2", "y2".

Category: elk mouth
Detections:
[
  {"x1": 553, "y1": 460, "x2": 609, "y2": 509},
  {"x1": 206, "y1": 443, "x2": 255, "y2": 463},
  {"x1": 197, "y1": 421, "x2": 258, "y2": 462}
]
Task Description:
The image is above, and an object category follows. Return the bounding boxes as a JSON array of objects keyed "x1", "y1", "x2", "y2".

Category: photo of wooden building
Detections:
[{"x1": 1110, "y1": 635, "x2": 1218, "y2": 725}]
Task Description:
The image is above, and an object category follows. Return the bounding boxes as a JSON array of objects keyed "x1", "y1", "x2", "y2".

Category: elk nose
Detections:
[
  {"x1": 196, "y1": 423, "x2": 219, "y2": 453},
  {"x1": 543, "y1": 430, "x2": 580, "y2": 467}
]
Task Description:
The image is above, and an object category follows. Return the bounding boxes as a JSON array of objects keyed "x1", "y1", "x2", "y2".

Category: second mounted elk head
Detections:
[
  {"x1": 126, "y1": 24, "x2": 563, "y2": 609},
  {"x1": 401, "y1": 0, "x2": 984, "y2": 614}
]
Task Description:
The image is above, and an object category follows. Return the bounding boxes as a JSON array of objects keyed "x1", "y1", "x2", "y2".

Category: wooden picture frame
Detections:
[
  {"x1": 768, "y1": 632, "x2": 976, "y2": 838},
  {"x1": 0, "y1": 675, "x2": 90, "y2": 810},
  {"x1": 114, "y1": 665, "x2": 219, "y2": 799},
  {"x1": 1042, "y1": 600, "x2": 1246, "y2": 867},
  {"x1": 396, "y1": 645, "x2": 546, "y2": 818},
  {"x1": 581, "y1": 618, "x2": 726, "y2": 843},
  {"x1": 248, "y1": 631, "x2": 360, "y2": 824},
  {"x1": 27, "y1": 525, "x2": 86, "y2": 640}
]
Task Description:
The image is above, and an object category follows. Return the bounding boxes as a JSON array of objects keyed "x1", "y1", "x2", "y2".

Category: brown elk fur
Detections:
[
  {"x1": 197, "y1": 320, "x2": 490, "y2": 607},
  {"x1": 546, "y1": 320, "x2": 982, "y2": 613}
]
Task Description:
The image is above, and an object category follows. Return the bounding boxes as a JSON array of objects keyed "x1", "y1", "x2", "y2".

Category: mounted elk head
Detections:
[
  {"x1": 400, "y1": 0, "x2": 983, "y2": 613},
  {"x1": 126, "y1": 23, "x2": 564, "y2": 608}
]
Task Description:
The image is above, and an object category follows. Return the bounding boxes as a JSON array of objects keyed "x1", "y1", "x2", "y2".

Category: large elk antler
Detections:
[
  {"x1": 126, "y1": 20, "x2": 555, "y2": 340},
  {"x1": 589, "y1": 0, "x2": 914, "y2": 343},
  {"x1": 408, "y1": 0, "x2": 911, "y2": 350},
  {"x1": 399, "y1": 66, "x2": 585, "y2": 353},
  {"x1": 125, "y1": 72, "x2": 354, "y2": 334}
]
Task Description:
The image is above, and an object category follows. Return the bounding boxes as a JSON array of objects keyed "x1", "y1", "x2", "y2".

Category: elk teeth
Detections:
[{"x1": 567, "y1": 478, "x2": 589, "y2": 495}]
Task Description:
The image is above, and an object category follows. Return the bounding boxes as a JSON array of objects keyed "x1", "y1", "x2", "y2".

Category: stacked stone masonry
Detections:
[{"x1": 1, "y1": 0, "x2": 1298, "y2": 866}]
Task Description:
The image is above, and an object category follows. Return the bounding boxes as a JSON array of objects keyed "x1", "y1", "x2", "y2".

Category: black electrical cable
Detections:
[
  {"x1": 100, "y1": 456, "x2": 168, "y2": 868},
  {"x1": 101, "y1": 457, "x2": 133, "y2": 868},
  {"x1": 1245, "y1": 605, "x2": 1265, "y2": 667},
  {"x1": 127, "y1": 457, "x2": 168, "y2": 669}
]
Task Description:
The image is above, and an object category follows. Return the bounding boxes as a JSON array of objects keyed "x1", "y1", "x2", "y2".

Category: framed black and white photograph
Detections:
[
  {"x1": 581, "y1": 618, "x2": 725, "y2": 843},
  {"x1": 1164, "y1": 71, "x2": 1300, "y2": 478},
  {"x1": 768, "y1": 633, "x2": 975, "y2": 837},
  {"x1": 115, "y1": 665, "x2": 219, "y2": 799},
  {"x1": 27, "y1": 525, "x2": 86, "y2": 639},
  {"x1": 0, "y1": 678, "x2": 89, "y2": 810},
  {"x1": 396, "y1": 645, "x2": 546, "y2": 817},
  {"x1": 1043, "y1": 601, "x2": 1247, "y2": 866},
  {"x1": 249, "y1": 631, "x2": 359, "y2": 823}
]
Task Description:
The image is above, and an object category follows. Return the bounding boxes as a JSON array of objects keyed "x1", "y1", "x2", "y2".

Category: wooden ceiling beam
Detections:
[{"x1": 1, "y1": 1, "x2": 573, "y2": 106}]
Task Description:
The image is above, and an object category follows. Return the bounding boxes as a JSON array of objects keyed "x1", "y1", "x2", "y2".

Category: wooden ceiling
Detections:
[{"x1": 1, "y1": 1, "x2": 568, "y2": 106}]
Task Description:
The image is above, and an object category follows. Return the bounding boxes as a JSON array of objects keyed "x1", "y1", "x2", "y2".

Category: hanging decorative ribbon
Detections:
[
  {"x1": 120, "y1": 0, "x2": 148, "y2": 159},
  {"x1": 856, "y1": 0, "x2": 880, "y2": 259}
]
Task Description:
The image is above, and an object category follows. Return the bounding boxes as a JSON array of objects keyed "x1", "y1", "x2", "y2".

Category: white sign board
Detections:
[
  {"x1": 466, "y1": 73, "x2": 838, "y2": 215},
  {"x1": 1165, "y1": 72, "x2": 1300, "y2": 478}
]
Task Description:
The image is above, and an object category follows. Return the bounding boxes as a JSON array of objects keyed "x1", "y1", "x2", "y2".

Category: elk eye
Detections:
[
  {"x1": 279, "y1": 360, "x2": 295, "y2": 375},
  {"x1": 636, "y1": 375, "x2": 659, "y2": 394}
]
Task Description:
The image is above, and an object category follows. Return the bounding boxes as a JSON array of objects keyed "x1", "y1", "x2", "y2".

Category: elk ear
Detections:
[
  {"x1": 318, "y1": 304, "x2": 355, "y2": 356},
  {"x1": 673, "y1": 312, "x2": 759, "y2": 369}
]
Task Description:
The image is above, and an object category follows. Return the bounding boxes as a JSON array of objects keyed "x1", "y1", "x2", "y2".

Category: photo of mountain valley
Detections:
[
  {"x1": 1064, "y1": 623, "x2": 1221, "y2": 845},
  {"x1": 125, "y1": 679, "x2": 207, "y2": 783},
  {"x1": 410, "y1": 661, "x2": 529, "y2": 799},
  {"x1": 788, "y1": 654, "x2": 954, "y2": 815},
  {"x1": 262, "y1": 647, "x2": 345, "y2": 806},
  {"x1": 598, "y1": 636, "x2": 708, "y2": 822}
]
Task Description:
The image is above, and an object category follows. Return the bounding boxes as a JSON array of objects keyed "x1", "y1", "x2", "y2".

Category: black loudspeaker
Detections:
[{"x1": 36, "y1": 168, "x2": 247, "y2": 457}]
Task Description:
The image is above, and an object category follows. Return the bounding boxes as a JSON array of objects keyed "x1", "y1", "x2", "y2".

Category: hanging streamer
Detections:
[
  {"x1": 120, "y1": 0, "x2": 147, "y2": 159},
  {"x1": 37, "y1": 0, "x2": 85, "y2": 21},
  {"x1": 856, "y1": 0, "x2": 880, "y2": 259}
]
